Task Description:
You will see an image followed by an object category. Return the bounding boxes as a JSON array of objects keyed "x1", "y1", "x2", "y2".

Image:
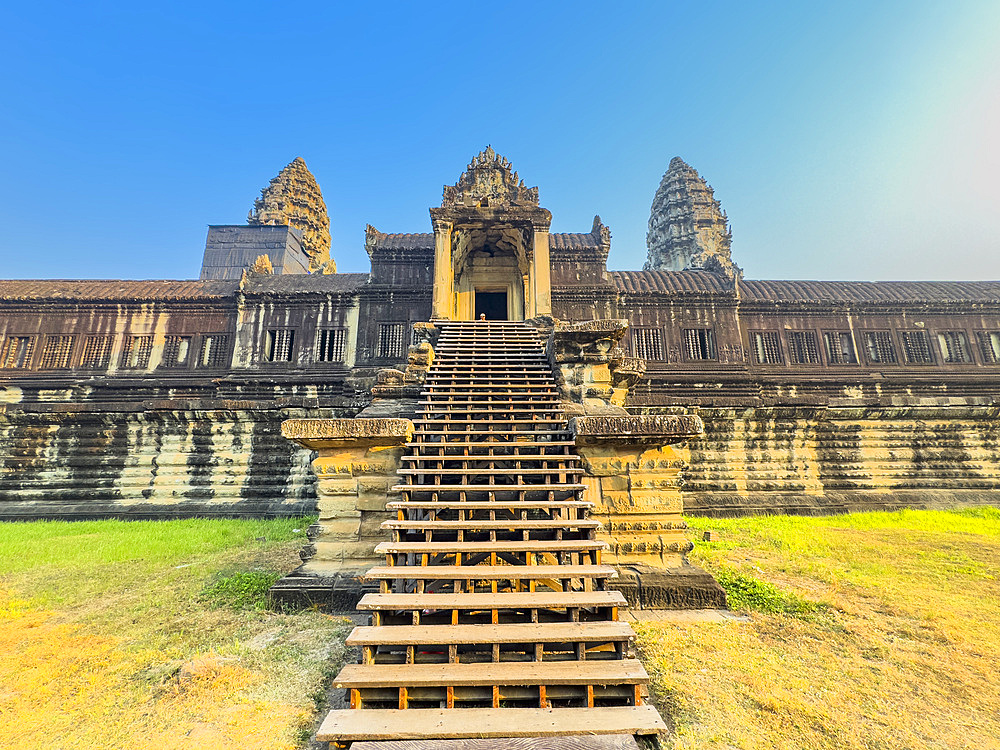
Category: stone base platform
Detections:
[
  {"x1": 607, "y1": 564, "x2": 727, "y2": 610},
  {"x1": 269, "y1": 563, "x2": 376, "y2": 611},
  {"x1": 271, "y1": 561, "x2": 726, "y2": 613}
]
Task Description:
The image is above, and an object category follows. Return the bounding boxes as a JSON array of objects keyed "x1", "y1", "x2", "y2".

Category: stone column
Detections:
[
  {"x1": 431, "y1": 219, "x2": 454, "y2": 320},
  {"x1": 281, "y1": 418, "x2": 413, "y2": 572},
  {"x1": 569, "y1": 415, "x2": 703, "y2": 568},
  {"x1": 531, "y1": 225, "x2": 552, "y2": 316}
]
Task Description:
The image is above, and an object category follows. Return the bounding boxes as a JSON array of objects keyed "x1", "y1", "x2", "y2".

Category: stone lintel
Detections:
[
  {"x1": 281, "y1": 418, "x2": 414, "y2": 450},
  {"x1": 570, "y1": 415, "x2": 704, "y2": 446},
  {"x1": 554, "y1": 319, "x2": 629, "y2": 342}
]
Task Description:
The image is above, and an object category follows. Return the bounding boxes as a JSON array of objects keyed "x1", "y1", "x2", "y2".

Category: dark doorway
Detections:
[{"x1": 475, "y1": 290, "x2": 508, "y2": 320}]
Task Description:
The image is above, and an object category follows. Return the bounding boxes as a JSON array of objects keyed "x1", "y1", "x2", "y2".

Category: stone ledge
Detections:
[
  {"x1": 569, "y1": 415, "x2": 704, "y2": 445},
  {"x1": 281, "y1": 418, "x2": 414, "y2": 449}
]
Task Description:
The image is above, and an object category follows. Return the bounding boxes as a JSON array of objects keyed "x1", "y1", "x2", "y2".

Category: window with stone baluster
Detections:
[
  {"x1": 749, "y1": 331, "x2": 783, "y2": 364},
  {"x1": 786, "y1": 331, "x2": 820, "y2": 364},
  {"x1": 682, "y1": 328, "x2": 716, "y2": 361},
  {"x1": 863, "y1": 331, "x2": 897, "y2": 364},
  {"x1": 976, "y1": 331, "x2": 1000, "y2": 364},
  {"x1": 899, "y1": 330, "x2": 934, "y2": 364},
  {"x1": 1, "y1": 335, "x2": 35, "y2": 369},
  {"x1": 630, "y1": 327, "x2": 665, "y2": 361},
  {"x1": 38, "y1": 335, "x2": 75, "y2": 369},
  {"x1": 936, "y1": 331, "x2": 972, "y2": 364}
]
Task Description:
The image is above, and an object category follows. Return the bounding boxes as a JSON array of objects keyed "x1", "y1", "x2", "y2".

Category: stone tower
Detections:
[
  {"x1": 645, "y1": 157, "x2": 739, "y2": 278},
  {"x1": 248, "y1": 157, "x2": 334, "y2": 273}
]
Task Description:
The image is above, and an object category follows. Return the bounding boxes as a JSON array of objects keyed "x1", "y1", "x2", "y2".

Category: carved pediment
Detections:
[{"x1": 442, "y1": 146, "x2": 539, "y2": 208}]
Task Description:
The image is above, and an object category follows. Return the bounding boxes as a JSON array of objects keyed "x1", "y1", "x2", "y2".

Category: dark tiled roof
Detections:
[
  {"x1": 368, "y1": 232, "x2": 602, "y2": 252},
  {"x1": 241, "y1": 273, "x2": 369, "y2": 294},
  {"x1": 611, "y1": 271, "x2": 1000, "y2": 303},
  {"x1": 741, "y1": 279, "x2": 1000, "y2": 303},
  {"x1": 370, "y1": 233, "x2": 434, "y2": 251},
  {"x1": 0, "y1": 279, "x2": 238, "y2": 301},
  {"x1": 611, "y1": 270, "x2": 734, "y2": 294},
  {"x1": 549, "y1": 233, "x2": 603, "y2": 250}
]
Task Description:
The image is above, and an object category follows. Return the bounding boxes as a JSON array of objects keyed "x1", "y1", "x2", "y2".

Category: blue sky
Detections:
[{"x1": 1, "y1": 1, "x2": 998, "y2": 281}]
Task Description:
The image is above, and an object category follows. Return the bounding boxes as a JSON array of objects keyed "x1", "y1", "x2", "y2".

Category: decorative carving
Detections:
[
  {"x1": 570, "y1": 415, "x2": 704, "y2": 446},
  {"x1": 248, "y1": 157, "x2": 334, "y2": 273},
  {"x1": 645, "y1": 157, "x2": 741, "y2": 279},
  {"x1": 592, "y1": 215, "x2": 611, "y2": 250},
  {"x1": 547, "y1": 319, "x2": 648, "y2": 416},
  {"x1": 442, "y1": 146, "x2": 540, "y2": 208}
]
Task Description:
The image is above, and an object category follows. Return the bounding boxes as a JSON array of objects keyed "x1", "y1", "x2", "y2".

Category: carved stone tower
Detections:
[
  {"x1": 248, "y1": 157, "x2": 334, "y2": 273},
  {"x1": 429, "y1": 147, "x2": 553, "y2": 321},
  {"x1": 645, "y1": 157, "x2": 739, "y2": 278}
]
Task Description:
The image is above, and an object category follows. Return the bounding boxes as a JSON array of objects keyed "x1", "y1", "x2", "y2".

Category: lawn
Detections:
[
  {"x1": 637, "y1": 507, "x2": 1000, "y2": 750},
  {"x1": 1, "y1": 509, "x2": 997, "y2": 750},
  {"x1": 0, "y1": 517, "x2": 351, "y2": 750}
]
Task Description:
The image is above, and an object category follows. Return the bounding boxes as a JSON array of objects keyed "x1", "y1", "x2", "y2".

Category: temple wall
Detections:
[
  {"x1": 671, "y1": 405, "x2": 1000, "y2": 516},
  {"x1": 0, "y1": 404, "x2": 320, "y2": 519}
]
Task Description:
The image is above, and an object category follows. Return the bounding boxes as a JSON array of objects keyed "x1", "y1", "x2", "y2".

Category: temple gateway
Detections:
[{"x1": 2, "y1": 148, "x2": 999, "y2": 526}]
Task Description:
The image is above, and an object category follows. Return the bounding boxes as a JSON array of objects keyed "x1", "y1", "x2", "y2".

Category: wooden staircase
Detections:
[{"x1": 319, "y1": 321, "x2": 666, "y2": 747}]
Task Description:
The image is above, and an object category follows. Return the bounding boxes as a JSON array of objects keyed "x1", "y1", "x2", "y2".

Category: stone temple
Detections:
[
  {"x1": 3, "y1": 149, "x2": 999, "y2": 526},
  {"x1": 4, "y1": 148, "x2": 1000, "y2": 743},
  {"x1": 0, "y1": 150, "x2": 994, "y2": 516}
]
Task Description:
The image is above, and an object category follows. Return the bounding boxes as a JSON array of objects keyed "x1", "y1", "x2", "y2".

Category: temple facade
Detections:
[{"x1": 2, "y1": 150, "x2": 1000, "y2": 521}]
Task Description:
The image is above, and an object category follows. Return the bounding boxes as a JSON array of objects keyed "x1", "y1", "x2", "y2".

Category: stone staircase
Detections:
[{"x1": 318, "y1": 321, "x2": 666, "y2": 747}]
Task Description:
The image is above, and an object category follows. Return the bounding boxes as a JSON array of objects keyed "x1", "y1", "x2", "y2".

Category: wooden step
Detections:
[
  {"x1": 382, "y1": 519, "x2": 600, "y2": 531},
  {"x1": 397, "y1": 468, "x2": 581, "y2": 476},
  {"x1": 375, "y1": 539, "x2": 603, "y2": 555},
  {"x1": 400, "y1": 454, "x2": 581, "y2": 463},
  {"x1": 407, "y1": 442, "x2": 574, "y2": 450},
  {"x1": 318, "y1": 706, "x2": 665, "y2": 744},
  {"x1": 334, "y1": 658, "x2": 647, "y2": 690},
  {"x1": 318, "y1": 705, "x2": 665, "y2": 743},
  {"x1": 358, "y1": 590, "x2": 624, "y2": 612},
  {"x1": 421, "y1": 393, "x2": 559, "y2": 400},
  {"x1": 363, "y1": 565, "x2": 617, "y2": 582},
  {"x1": 387, "y1": 501, "x2": 592, "y2": 511},
  {"x1": 346, "y1": 621, "x2": 633, "y2": 647},
  {"x1": 413, "y1": 419, "x2": 566, "y2": 426},
  {"x1": 394, "y1": 484, "x2": 586, "y2": 492}
]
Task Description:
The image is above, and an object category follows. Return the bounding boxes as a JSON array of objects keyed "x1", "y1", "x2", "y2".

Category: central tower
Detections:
[{"x1": 429, "y1": 147, "x2": 553, "y2": 321}]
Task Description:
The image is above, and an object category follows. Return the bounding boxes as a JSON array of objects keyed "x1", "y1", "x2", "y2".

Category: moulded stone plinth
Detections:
[
  {"x1": 569, "y1": 415, "x2": 704, "y2": 568},
  {"x1": 280, "y1": 417, "x2": 413, "y2": 573}
]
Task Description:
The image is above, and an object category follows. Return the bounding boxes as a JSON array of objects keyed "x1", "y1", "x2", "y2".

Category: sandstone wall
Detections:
[
  {"x1": 0, "y1": 406, "x2": 319, "y2": 519},
  {"x1": 674, "y1": 405, "x2": 1000, "y2": 515}
]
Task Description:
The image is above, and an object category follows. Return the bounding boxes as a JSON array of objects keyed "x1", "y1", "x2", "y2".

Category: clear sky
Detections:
[{"x1": 1, "y1": 1, "x2": 998, "y2": 281}]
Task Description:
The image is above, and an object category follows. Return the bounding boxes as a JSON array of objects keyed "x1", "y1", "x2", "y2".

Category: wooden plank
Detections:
[
  {"x1": 386, "y1": 501, "x2": 592, "y2": 511},
  {"x1": 317, "y1": 706, "x2": 666, "y2": 742},
  {"x1": 333, "y1": 658, "x2": 649, "y2": 688},
  {"x1": 393, "y1": 484, "x2": 587, "y2": 492},
  {"x1": 397, "y1": 468, "x2": 581, "y2": 475},
  {"x1": 400, "y1": 454, "x2": 579, "y2": 462},
  {"x1": 381, "y1": 520, "x2": 599, "y2": 531},
  {"x1": 345, "y1": 621, "x2": 635, "y2": 646},
  {"x1": 362, "y1": 565, "x2": 617, "y2": 581},
  {"x1": 357, "y1": 590, "x2": 626, "y2": 611},
  {"x1": 374, "y1": 540, "x2": 604, "y2": 554},
  {"x1": 351, "y1": 735, "x2": 641, "y2": 749}
]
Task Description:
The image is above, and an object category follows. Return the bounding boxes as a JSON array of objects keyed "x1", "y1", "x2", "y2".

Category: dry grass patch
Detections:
[
  {"x1": 636, "y1": 508, "x2": 1000, "y2": 749},
  {"x1": 0, "y1": 518, "x2": 351, "y2": 750}
]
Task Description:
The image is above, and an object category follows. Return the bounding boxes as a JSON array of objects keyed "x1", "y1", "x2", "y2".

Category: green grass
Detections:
[
  {"x1": 636, "y1": 507, "x2": 1000, "y2": 749},
  {"x1": 0, "y1": 516, "x2": 352, "y2": 750}
]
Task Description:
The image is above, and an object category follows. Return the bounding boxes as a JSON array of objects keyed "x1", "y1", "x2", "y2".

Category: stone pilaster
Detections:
[
  {"x1": 570, "y1": 415, "x2": 703, "y2": 566},
  {"x1": 531, "y1": 224, "x2": 552, "y2": 317},
  {"x1": 276, "y1": 418, "x2": 413, "y2": 604},
  {"x1": 431, "y1": 219, "x2": 453, "y2": 320}
]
